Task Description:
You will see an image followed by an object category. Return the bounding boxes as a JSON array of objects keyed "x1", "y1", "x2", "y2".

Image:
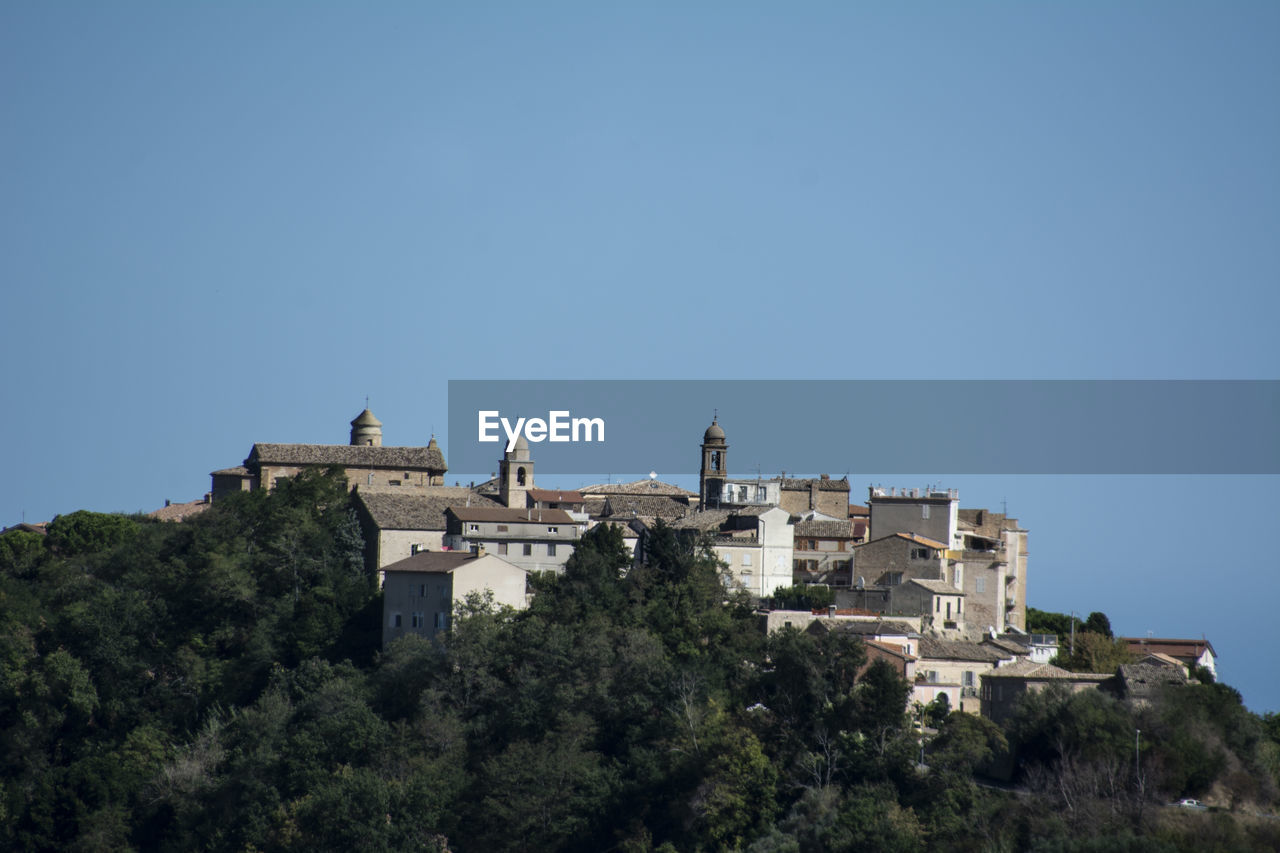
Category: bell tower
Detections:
[
  {"x1": 699, "y1": 415, "x2": 727, "y2": 510},
  {"x1": 499, "y1": 434, "x2": 534, "y2": 508}
]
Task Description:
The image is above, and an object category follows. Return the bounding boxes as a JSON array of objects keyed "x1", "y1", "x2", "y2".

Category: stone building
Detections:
[
  {"x1": 668, "y1": 505, "x2": 795, "y2": 598},
  {"x1": 792, "y1": 519, "x2": 858, "y2": 585},
  {"x1": 865, "y1": 486, "x2": 1028, "y2": 635},
  {"x1": 211, "y1": 408, "x2": 447, "y2": 498},
  {"x1": 443, "y1": 506, "x2": 578, "y2": 573},
  {"x1": 352, "y1": 486, "x2": 500, "y2": 578},
  {"x1": 381, "y1": 548, "x2": 527, "y2": 647},
  {"x1": 979, "y1": 661, "x2": 1111, "y2": 725}
]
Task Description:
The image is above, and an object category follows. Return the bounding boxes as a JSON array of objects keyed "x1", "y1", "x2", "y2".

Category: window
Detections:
[
  {"x1": 468, "y1": 524, "x2": 479, "y2": 532},
  {"x1": 435, "y1": 612, "x2": 448, "y2": 629},
  {"x1": 417, "y1": 583, "x2": 426, "y2": 597},
  {"x1": 547, "y1": 526, "x2": 558, "y2": 533},
  {"x1": 547, "y1": 543, "x2": 557, "y2": 557},
  {"x1": 391, "y1": 612, "x2": 402, "y2": 628},
  {"x1": 887, "y1": 572, "x2": 903, "y2": 586},
  {"x1": 963, "y1": 671, "x2": 975, "y2": 687},
  {"x1": 809, "y1": 540, "x2": 818, "y2": 550},
  {"x1": 498, "y1": 542, "x2": 508, "y2": 555},
  {"x1": 411, "y1": 612, "x2": 424, "y2": 628},
  {"x1": 742, "y1": 553, "x2": 752, "y2": 566},
  {"x1": 497, "y1": 525, "x2": 509, "y2": 532},
  {"x1": 738, "y1": 486, "x2": 748, "y2": 502},
  {"x1": 911, "y1": 547, "x2": 931, "y2": 559},
  {"x1": 757, "y1": 486, "x2": 768, "y2": 501},
  {"x1": 523, "y1": 543, "x2": 532, "y2": 556},
  {"x1": 389, "y1": 479, "x2": 401, "y2": 486}
]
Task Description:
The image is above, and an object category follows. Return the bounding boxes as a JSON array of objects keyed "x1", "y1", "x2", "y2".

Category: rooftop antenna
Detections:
[{"x1": 365, "y1": 395, "x2": 369, "y2": 408}]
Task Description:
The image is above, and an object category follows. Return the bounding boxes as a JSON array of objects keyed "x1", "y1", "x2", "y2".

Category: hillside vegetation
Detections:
[{"x1": 2, "y1": 470, "x2": 1279, "y2": 851}]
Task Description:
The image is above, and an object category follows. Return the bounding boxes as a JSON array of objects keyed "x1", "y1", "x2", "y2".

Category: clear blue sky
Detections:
[{"x1": 3, "y1": 4, "x2": 1277, "y2": 709}]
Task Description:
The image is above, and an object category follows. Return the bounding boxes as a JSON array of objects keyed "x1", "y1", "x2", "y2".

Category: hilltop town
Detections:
[{"x1": 180, "y1": 408, "x2": 1217, "y2": 724}]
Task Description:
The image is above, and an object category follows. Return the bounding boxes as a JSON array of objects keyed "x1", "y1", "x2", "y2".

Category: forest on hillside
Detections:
[{"x1": 2, "y1": 469, "x2": 1279, "y2": 851}]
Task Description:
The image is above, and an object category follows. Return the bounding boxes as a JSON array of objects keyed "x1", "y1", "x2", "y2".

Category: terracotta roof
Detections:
[
  {"x1": 982, "y1": 660, "x2": 1111, "y2": 680},
  {"x1": 917, "y1": 637, "x2": 1005, "y2": 663},
  {"x1": 247, "y1": 442, "x2": 447, "y2": 472},
  {"x1": 356, "y1": 488, "x2": 499, "y2": 531},
  {"x1": 794, "y1": 519, "x2": 856, "y2": 538},
  {"x1": 2, "y1": 522, "x2": 48, "y2": 536},
  {"x1": 848, "y1": 504, "x2": 870, "y2": 518},
  {"x1": 865, "y1": 639, "x2": 917, "y2": 662},
  {"x1": 906, "y1": 578, "x2": 965, "y2": 596},
  {"x1": 983, "y1": 637, "x2": 1029, "y2": 656},
  {"x1": 447, "y1": 506, "x2": 575, "y2": 524},
  {"x1": 381, "y1": 550, "x2": 523, "y2": 574},
  {"x1": 854, "y1": 532, "x2": 948, "y2": 551},
  {"x1": 669, "y1": 509, "x2": 735, "y2": 532},
  {"x1": 148, "y1": 498, "x2": 212, "y2": 522},
  {"x1": 807, "y1": 618, "x2": 919, "y2": 637},
  {"x1": 1121, "y1": 637, "x2": 1217, "y2": 660},
  {"x1": 528, "y1": 488, "x2": 585, "y2": 504},
  {"x1": 602, "y1": 494, "x2": 691, "y2": 520},
  {"x1": 780, "y1": 477, "x2": 850, "y2": 491},
  {"x1": 577, "y1": 479, "x2": 696, "y2": 497},
  {"x1": 211, "y1": 465, "x2": 251, "y2": 477}
]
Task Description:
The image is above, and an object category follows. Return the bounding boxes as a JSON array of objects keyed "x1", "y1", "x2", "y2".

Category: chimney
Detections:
[
  {"x1": 470, "y1": 544, "x2": 485, "y2": 558},
  {"x1": 827, "y1": 604, "x2": 837, "y2": 617}
]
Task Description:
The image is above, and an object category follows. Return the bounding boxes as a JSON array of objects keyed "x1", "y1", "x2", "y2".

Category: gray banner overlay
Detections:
[{"x1": 446, "y1": 380, "x2": 1280, "y2": 475}]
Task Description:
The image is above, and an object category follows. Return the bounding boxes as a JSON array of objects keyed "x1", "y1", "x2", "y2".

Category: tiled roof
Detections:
[
  {"x1": 211, "y1": 466, "x2": 250, "y2": 477},
  {"x1": 602, "y1": 494, "x2": 691, "y2": 520},
  {"x1": 917, "y1": 637, "x2": 1005, "y2": 663},
  {"x1": 849, "y1": 504, "x2": 870, "y2": 517},
  {"x1": 148, "y1": 498, "x2": 212, "y2": 523},
  {"x1": 1121, "y1": 637, "x2": 1217, "y2": 660},
  {"x1": 669, "y1": 509, "x2": 735, "y2": 532},
  {"x1": 865, "y1": 639, "x2": 917, "y2": 662},
  {"x1": 780, "y1": 477, "x2": 850, "y2": 491},
  {"x1": 1116, "y1": 663, "x2": 1187, "y2": 698},
  {"x1": 907, "y1": 578, "x2": 964, "y2": 596},
  {"x1": 983, "y1": 637, "x2": 1029, "y2": 656},
  {"x1": 854, "y1": 532, "x2": 948, "y2": 551},
  {"x1": 381, "y1": 550, "x2": 523, "y2": 574},
  {"x1": 528, "y1": 488, "x2": 585, "y2": 504},
  {"x1": 808, "y1": 618, "x2": 919, "y2": 637},
  {"x1": 356, "y1": 488, "x2": 499, "y2": 531},
  {"x1": 577, "y1": 479, "x2": 696, "y2": 497},
  {"x1": 447, "y1": 506, "x2": 575, "y2": 524},
  {"x1": 982, "y1": 660, "x2": 1111, "y2": 680},
  {"x1": 247, "y1": 442, "x2": 447, "y2": 472},
  {"x1": 794, "y1": 519, "x2": 856, "y2": 539}
]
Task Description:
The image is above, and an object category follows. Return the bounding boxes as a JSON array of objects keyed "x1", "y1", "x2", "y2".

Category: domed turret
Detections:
[
  {"x1": 704, "y1": 417, "x2": 726, "y2": 442},
  {"x1": 350, "y1": 408, "x2": 383, "y2": 446}
]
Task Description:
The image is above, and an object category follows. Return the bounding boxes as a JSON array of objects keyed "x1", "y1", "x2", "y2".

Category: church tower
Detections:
[
  {"x1": 699, "y1": 416, "x2": 727, "y2": 510},
  {"x1": 499, "y1": 434, "x2": 534, "y2": 508},
  {"x1": 350, "y1": 408, "x2": 383, "y2": 446}
]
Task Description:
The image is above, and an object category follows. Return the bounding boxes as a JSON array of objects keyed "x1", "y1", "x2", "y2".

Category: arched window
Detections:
[{"x1": 517, "y1": 467, "x2": 527, "y2": 486}]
